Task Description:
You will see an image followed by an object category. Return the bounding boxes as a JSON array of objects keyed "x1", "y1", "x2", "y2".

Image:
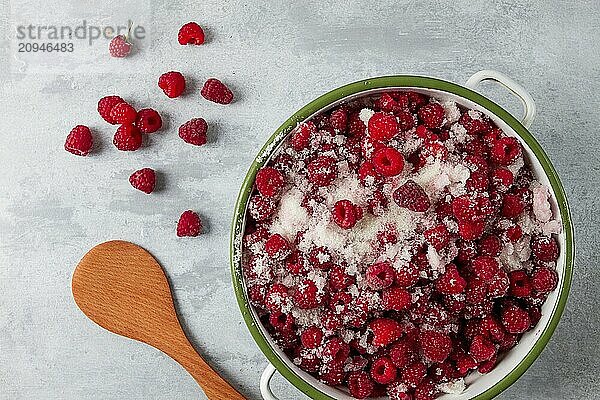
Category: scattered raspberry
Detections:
[
  {"x1": 323, "y1": 336, "x2": 350, "y2": 365},
  {"x1": 382, "y1": 286, "x2": 412, "y2": 311},
  {"x1": 393, "y1": 180, "x2": 430, "y2": 212},
  {"x1": 365, "y1": 262, "x2": 395, "y2": 290},
  {"x1": 347, "y1": 371, "x2": 374, "y2": 399},
  {"x1": 420, "y1": 330, "x2": 452, "y2": 363},
  {"x1": 265, "y1": 234, "x2": 292, "y2": 260},
  {"x1": 358, "y1": 161, "x2": 383, "y2": 186},
  {"x1": 265, "y1": 283, "x2": 290, "y2": 312},
  {"x1": 459, "y1": 112, "x2": 491, "y2": 135},
  {"x1": 389, "y1": 339, "x2": 416, "y2": 369},
  {"x1": 424, "y1": 224, "x2": 450, "y2": 251},
  {"x1": 201, "y1": 78, "x2": 234, "y2": 104},
  {"x1": 309, "y1": 246, "x2": 333, "y2": 270},
  {"x1": 109, "y1": 102, "x2": 136, "y2": 124},
  {"x1": 176, "y1": 210, "x2": 202, "y2": 237},
  {"x1": 478, "y1": 235, "x2": 501, "y2": 256},
  {"x1": 501, "y1": 193, "x2": 525, "y2": 219},
  {"x1": 414, "y1": 379, "x2": 437, "y2": 400},
  {"x1": 135, "y1": 108, "x2": 162, "y2": 133},
  {"x1": 248, "y1": 194, "x2": 276, "y2": 221},
  {"x1": 370, "y1": 318, "x2": 403, "y2": 347},
  {"x1": 396, "y1": 110, "x2": 416, "y2": 131},
  {"x1": 328, "y1": 265, "x2": 354, "y2": 291},
  {"x1": 179, "y1": 118, "x2": 208, "y2": 146},
  {"x1": 290, "y1": 121, "x2": 316, "y2": 151},
  {"x1": 158, "y1": 71, "x2": 186, "y2": 98},
  {"x1": 178, "y1": 22, "x2": 205, "y2": 45},
  {"x1": 319, "y1": 365, "x2": 345, "y2": 386},
  {"x1": 129, "y1": 168, "x2": 156, "y2": 194},
  {"x1": 458, "y1": 220, "x2": 485, "y2": 241},
  {"x1": 506, "y1": 224, "x2": 523, "y2": 242},
  {"x1": 368, "y1": 112, "x2": 399, "y2": 141},
  {"x1": 348, "y1": 112, "x2": 367, "y2": 137},
  {"x1": 372, "y1": 146, "x2": 405, "y2": 176},
  {"x1": 492, "y1": 168, "x2": 514, "y2": 189},
  {"x1": 501, "y1": 303, "x2": 531, "y2": 334},
  {"x1": 407, "y1": 92, "x2": 428, "y2": 111},
  {"x1": 487, "y1": 268, "x2": 509, "y2": 298},
  {"x1": 532, "y1": 267, "x2": 558, "y2": 293},
  {"x1": 256, "y1": 167, "x2": 284, "y2": 198},
  {"x1": 401, "y1": 361, "x2": 427, "y2": 388},
  {"x1": 370, "y1": 356, "x2": 397, "y2": 384},
  {"x1": 509, "y1": 270, "x2": 532, "y2": 298},
  {"x1": 109, "y1": 35, "x2": 131, "y2": 58},
  {"x1": 490, "y1": 137, "x2": 522, "y2": 165},
  {"x1": 98, "y1": 95, "x2": 125, "y2": 124},
  {"x1": 65, "y1": 125, "x2": 93, "y2": 156},
  {"x1": 332, "y1": 200, "x2": 363, "y2": 229},
  {"x1": 329, "y1": 108, "x2": 348, "y2": 132},
  {"x1": 113, "y1": 124, "x2": 142, "y2": 151},
  {"x1": 307, "y1": 156, "x2": 337, "y2": 186},
  {"x1": 417, "y1": 103, "x2": 445, "y2": 128},
  {"x1": 293, "y1": 279, "x2": 324, "y2": 309},
  {"x1": 531, "y1": 235, "x2": 559, "y2": 262},
  {"x1": 269, "y1": 311, "x2": 294, "y2": 332},
  {"x1": 471, "y1": 256, "x2": 500, "y2": 281},
  {"x1": 469, "y1": 335, "x2": 496, "y2": 362},
  {"x1": 435, "y1": 264, "x2": 466, "y2": 295},
  {"x1": 300, "y1": 326, "x2": 323, "y2": 349}
]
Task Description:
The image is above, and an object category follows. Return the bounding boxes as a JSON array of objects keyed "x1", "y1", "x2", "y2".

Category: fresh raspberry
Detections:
[
  {"x1": 375, "y1": 92, "x2": 399, "y2": 112},
  {"x1": 393, "y1": 180, "x2": 430, "y2": 212},
  {"x1": 506, "y1": 224, "x2": 523, "y2": 242},
  {"x1": 414, "y1": 379, "x2": 437, "y2": 400},
  {"x1": 307, "y1": 156, "x2": 338, "y2": 186},
  {"x1": 501, "y1": 193, "x2": 525, "y2": 218},
  {"x1": 370, "y1": 356, "x2": 397, "y2": 384},
  {"x1": 248, "y1": 194, "x2": 276, "y2": 221},
  {"x1": 293, "y1": 279, "x2": 324, "y2": 309},
  {"x1": 452, "y1": 194, "x2": 493, "y2": 223},
  {"x1": 319, "y1": 365, "x2": 345, "y2": 386},
  {"x1": 309, "y1": 246, "x2": 334, "y2": 270},
  {"x1": 247, "y1": 284, "x2": 267, "y2": 307},
  {"x1": 532, "y1": 267, "x2": 558, "y2": 293},
  {"x1": 490, "y1": 137, "x2": 522, "y2": 165},
  {"x1": 481, "y1": 315, "x2": 506, "y2": 343},
  {"x1": 458, "y1": 220, "x2": 485, "y2": 241},
  {"x1": 256, "y1": 167, "x2": 284, "y2": 198},
  {"x1": 358, "y1": 161, "x2": 383, "y2": 186},
  {"x1": 265, "y1": 283, "x2": 290, "y2": 312},
  {"x1": 113, "y1": 124, "x2": 142, "y2": 151},
  {"x1": 492, "y1": 168, "x2": 514, "y2": 190},
  {"x1": 268, "y1": 311, "x2": 295, "y2": 332},
  {"x1": 509, "y1": 270, "x2": 532, "y2": 297},
  {"x1": 178, "y1": 118, "x2": 208, "y2": 146},
  {"x1": 178, "y1": 22, "x2": 205, "y2": 45},
  {"x1": 201, "y1": 78, "x2": 234, "y2": 104},
  {"x1": 478, "y1": 235, "x2": 501, "y2": 256},
  {"x1": 527, "y1": 305, "x2": 543, "y2": 325},
  {"x1": 109, "y1": 102, "x2": 136, "y2": 124},
  {"x1": 407, "y1": 91, "x2": 428, "y2": 111},
  {"x1": 435, "y1": 264, "x2": 466, "y2": 295},
  {"x1": 348, "y1": 112, "x2": 367, "y2": 137},
  {"x1": 389, "y1": 339, "x2": 417, "y2": 369},
  {"x1": 295, "y1": 348, "x2": 320, "y2": 373},
  {"x1": 424, "y1": 224, "x2": 450, "y2": 251},
  {"x1": 328, "y1": 265, "x2": 355, "y2": 291},
  {"x1": 417, "y1": 103, "x2": 445, "y2": 128},
  {"x1": 158, "y1": 71, "x2": 186, "y2": 98},
  {"x1": 370, "y1": 318, "x2": 403, "y2": 347},
  {"x1": 98, "y1": 95, "x2": 125, "y2": 124},
  {"x1": 129, "y1": 168, "x2": 156, "y2": 194},
  {"x1": 466, "y1": 171, "x2": 489, "y2": 192},
  {"x1": 454, "y1": 352, "x2": 478, "y2": 376},
  {"x1": 395, "y1": 262, "x2": 420, "y2": 288},
  {"x1": 420, "y1": 330, "x2": 452, "y2": 363},
  {"x1": 478, "y1": 353, "x2": 498, "y2": 374},
  {"x1": 382, "y1": 286, "x2": 412, "y2": 311},
  {"x1": 332, "y1": 200, "x2": 363, "y2": 229},
  {"x1": 531, "y1": 235, "x2": 559, "y2": 262},
  {"x1": 401, "y1": 361, "x2": 427, "y2": 388},
  {"x1": 300, "y1": 326, "x2": 323, "y2": 349},
  {"x1": 421, "y1": 140, "x2": 449, "y2": 161},
  {"x1": 365, "y1": 262, "x2": 396, "y2": 290},
  {"x1": 372, "y1": 146, "x2": 405, "y2": 177},
  {"x1": 465, "y1": 276, "x2": 487, "y2": 304},
  {"x1": 443, "y1": 294, "x2": 466, "y2": 313},
  {"x1": 368, "y1": 112, "x2": 399, "y2": 141},
  {"x1": 501, "y1": 303, "x2": 531, "y2": 334},
  {"x1": 285, "y1": 251, "x2": 307, "y2": 275},
  {"x1": 265, "y1": 234, "x2": 292, "y2": 260},
  {"x1": 291, "y1": 121, "x2": 316, "y2": 151},
  {"x1": 322, "y1": 336, "x2": 351, "y2": 365},
  {"x1": 469, "y1": 335, "x2": 496, "y2": 362},
  {"x1": 176, "y1": 210, "x2": 202, "y2": 237},
  {"x1": 396, "y1": 110, "x2": 416, "y2": 131},
  {"x1": 108, "y1": 35, "x2": 132, "y2": 57},
  {"x1": 471, "y1": 256, "x2": 500, "y2": 280},
  {"x1": 65, "y1": 125, "x2": 93, "y2": 156},
  {"x1": 387, "y1": 383, "x2": 413, "y2": 400},
  {"x1": 459, "y1": 112, "x2": 491, "y2": 135},
  {"x1": 329, "y1": 108, "x2": 348, "y2": 132},
  {"x1": 487, "y1": 268, "x2": 509, "y2": 298},
  {"x1": 347, "y1": 371, "x2": 374, "y2": 399},
  {"x1": 135, "y1": 108, "x2": 162, "y2": 133}
]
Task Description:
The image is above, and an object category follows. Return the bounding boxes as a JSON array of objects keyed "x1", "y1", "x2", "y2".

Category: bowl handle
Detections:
[
  {"x1": 260, "y1": 363, "x2": 280, "y2": 400},
  {"x1": 465, "y1": 70, "x2": 536, "y2": 129}
]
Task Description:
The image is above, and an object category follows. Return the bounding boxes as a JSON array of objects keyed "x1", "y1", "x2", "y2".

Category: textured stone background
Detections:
[{"x1": 0, "y1": 0, "x2": 598, "y2": 399}]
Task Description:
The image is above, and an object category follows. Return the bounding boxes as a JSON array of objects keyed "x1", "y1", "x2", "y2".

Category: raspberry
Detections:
[
  {"x1": 347, "y1": 371, "x2": 374, "y2": 399},
  {"x1": 129, "y1": 168, "x2": 156, "y2": 194},
  {"x1": 365, "y1": 262, "x2": 395, "y2": 290},
  {"x1": 466, "y1": 171, "x2": 489, "y2": 192},
  {"x1": 328, "y1": 265, "x2": 355, "y2": 291},
  {"x1": 323, "y1": 336, "x2": 350, "y2": 365},
  {"x1": 368, "y1": 111, "x2": 399, "y2": 141},
  {"x1": 414, "y1": 379, "x2": 437, "y2": 400},
  {"x1": 285, "y1": 251, "x2": 307, "y2": 275},
  {"x1": 293, "y1": 279, "x2": 324, "y2": 309},
  {"x1": 309, "y1": 246, "x2": 333, "y2": 270},
  {"x1": 269, "y1": 311, "x2": 295, "y2": 332},
  {"x1": 506, "y1": 224, "x2": 523, "y2": 242},
  {"x1": 531, "y1": 235, "x2": 559, "y2": 262},
  {"x1": 158, "y1": 71, "x2": 186, "y2": 98},
  {"x1": 478, "y1": 235, "x2": 501, "y2": 256},
  {"x1": 501, "y1": 303, "x2": 531, "y2": 334},
  {"x1": 471, "y1": 256, "x2": 499, "y2": 280},
  {"x1": 389, "y1": 339, "x2": 416, "y2": 369},
  {"x1": 97, "y1": 96, "x2": 125, "y2": 124},
  {"x1": 108, "y1": 35, "x2": 131, "y2": 57},
  {"x1": 407, "y1": 92, "x2": 428, "y2": 111},
  {"x1": 465, "y1": 276, "x2": 487, "y2": 304},
  {"x1": 420, "y1": 330, "x2": 452, "y2": 363},
  {"x1": 424, "y1": 224, "x2": 450, "y2": 251},
  {"x1": 265, "y1": 283, "x2": 290, "y2": 313},
  {"x1": 532, "y1": 267, "x2": 558, "y2": 293},
  {"x1": 113, "y1": 124, "x2": 142, "y2": 151},
  {"x1": 300, "y1": 326, "x2": 323, "y2": 349},
  {"x1": 256, "y1": 167, "x2": 284, "y2": 198},
  {"x1": 487, "y1": 268, "x2": 509, "y2": 298},
  {"x1": 135, "y1": 108, "x2": 162, "y2": 133},
  {"x1": 509, "y1": 270, "x2": 532, "y2": 297},
  {"x1": 109, "y1": 102, "x2": 136, "y2": 124},
  {"x1": 393, "y1": 180, "x2": 430, "y2": 212},
  {"x1": 178, "y1": 22, "x2": 205, "y2": 45},
  {"x1": 358, "y1": 161, "x2": 383, "y2": 186},
  {"x1": 307, "y1": 156, "x2": 338, "y2": 186},
  {"x1": 490, "y1": 137, "x2": 522, "y2": 165},
  {"x1": 370, "y1": 318, "x2": 403, "y2": 347},
  {"x1": 401, "y1": 361, "x2": 427, "y2": 388},
  {"x1": 332, "y1": 200, "x2": 363, "y2": 229},
  {"x1": 370, "y1": 356, "x2": 397, "y2": 384},
  {"x1": 454, "y1": 352, "x2": 478, "y2": 376},
  {"x1": 387, "y1": 383, "x2": 413, "y2": 400},
  {"x1": 382, "y1": 286, "x2": 412, "y2": 311},
  {"x1": 65, "y1": 125, "x2": 93, "y2": 156},
  {"x1": 501, "y1": 193, "x2": 525, "y2": 218},
  {"x1": 458, "y1": 220, "x2": 485, "y2": 241},
  {"x1": 319, "y1": 364, "x2": 345, "y2": 386},
  {"x1": 247, "y1": 284, "x2": 267, "y2": 307},
  {"x1": 459, "y1": 112, "x2": 491, "y2": 135},
  {"x1": 248, "y1": 194, "x2": 276, "y2": 221},
  {"x1": 372, "y1": 146, "x2": 405, "y2": 177},
  {"x1": 452, "y1": 194, "x2": 493, "y2": 223},
  {"x1": 396, "y1": 110, "x2": 416, "y2": 131},
  {"x1": 178, "y1": 118, "x2": 208, "y2": 146},
  {"x1": 492, "y1": 168, "x2": 514, "y2": 190},
  {"x1": 469, "y1": 335, "x2": 496, "y2": 362},
  {"x1": 395, "y1": 262, "x2": 420, "y2": 288},
  {"x1": 201, "y1": 78, "x2": 234, "y2": 104},
  {"x1": 375, "y1": 93, "x2": 399, "y2": 112},
  {"x1": 481, "y1": 315, "x2": 506, "y2": 343},
  {"x1": 176, "y1": 210, "x2": 202, "y2": 237},
  {"x1": 265, "y1": 234, "x2": 292, "y2": 260},
  {"x1": 435, "y1": 264, "x2": 466, "y2": 295},
  {"x1": 348, "y1": 112, "x2": 367, "y2": 137},
  {"x1": 329, "y1": 108, "x2": 348, "y2": 132},
  {"x1": 478, "y1": 353, "x2": 498, "y2": 374},
  {"x1": 417, "y1": 103, "x2": 445, "y2": 128}
]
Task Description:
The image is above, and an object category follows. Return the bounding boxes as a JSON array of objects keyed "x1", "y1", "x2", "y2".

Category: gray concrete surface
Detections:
[{"x1": 0, "y1": 0, "x2": 599, "y2": 398}]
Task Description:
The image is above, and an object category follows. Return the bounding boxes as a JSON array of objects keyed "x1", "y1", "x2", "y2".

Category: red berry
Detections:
[
  {"x1": 469, "y1": 335, "x2": 496, "y2": 362},
  {"x1": 98, "y1": 96, "x2": 125, "y2": 124},
  {"x1": 256, "y1": 167, "x2": 284, "y2": 198},
  {"x1": 459, "y1": 112, "x2": 491, "y2": 135},
  {"x1": 332, "y1": 200, "x2": 363, "y2": 229},
  {"x1": 414, "y1": 379, "x2": 437, "y2": 400},
  {"x1": 179, "y1": 118, "x2": 208, "y2": 146},
  {"x1": 370, "y1": 318, "x2": 403, "y2": 347},
  {"x1": 129, "y1": 168, "x2": 156, "y2": 194},
  {"x1": 348, "y1": 112, "x2": 367, "y2": 137},
  {"x1": 329, "y1": 108, "x2": 348, "y2": 132},
  {"x1": 389, "y1": 339, "x2": 417, "y2": 369},
  {"x1": 370, "y1": 356, "x2": 397, "y2": 384},
  {"x1": 375, "y1": 92, "x2": 399, "y2": 112},
  {"x1": 113, "y1": 124, "x2": 142, "y2": 151},
  {"x1": 509, "y1": 270, "x2": 532, "y2": 298},
  {"x1": 424, "y1": 224, "x2": 450, "y2": 251},
  {"x1": 417, "y1": 103, "x2": 445, "y2": 128},
  {"x1": 407, "y1": 92, "x2": 428, "y2": 111},
  {"x1": 158, "y1": 71, "x2": 186, "y2": 98},
  {"x1": 458, "y1": 220, "x2": 485, "y2": 241},
  {"x1": 265, "y1": 283, "x2": 290, "y2": 313},
  {"x1": 478, "y1": 235, "x2": 501, "y2": 257},
  {"x1": 248, "y1": 194, "x2": 276, "y2": 221},
  {"x1": 323, "y1": 336, "x2": 350, "y2": 365},
  {"x1": 501, "y1": 303, "x2": 531, "y2": 334},
  {"x1": 290, "y1": 121, "x2": 316, "y2": 151},
  {"x1": 393, "y1": 180, "x2": 430, "y2": 212},
  {"x1": 491, "y1": 137, "x2": 522, "y2": 165},
  {"x1": 435, "y1": 264, "x2": 466, "y2": 295},
  {"x1": 177, "y1": 210, "x2": 202, "y2": 237},
  {"x1": 328, "y1": 265, "x2": 355, "y2": 291},
  {"x1": 471, "y1": 256, "x2": 500, "y2": 281},
  {"x1": 372, "y1": 146, "x2": 405, "y2": 177},
  {"x1": 531, "y1": 235, "x2": 559, "y2": 262},
  {"x1": 319, "y1": 364, "x2": 345, "y2": 386},
  {"x1": 420, "y1": 330, "x2": 452, "y2": 363},
  {"x1": 300, "y1": 326, "x2": 323, "y2": 349},
  {"x1": 502, "y1": 193, "x2": 525, "y2": 218},
  {"x1": 368, "y1": 112, "x2": 399, "y2": 141},
  {"x1": 307, "y1": 156, "x2": 338, "y2": 186},
  {"x1": 396, "y1": 110, "x2": 416, "y2": 131},
  {"x1": 492, "y1": 168, "x2": 514, "y2": 189},
  {"x1": 309, "y1": 246, "x2": 334, "y2": 270},
  {"x1": 178, "y1": 22, "x2": 205, "y2": 45},
  {"x1": 365, "y1": 262, "x2": 395, "y2": 290},
  {"x1": 293, "y1": 279, "x2": 324, "y2": 309},
  {"x1": 382, "y1": 286, "x2": 412, "y2": 311},
  {"x1": 487, "y1": 268, "x2": 509, "y2": 298},
  {"x1": 532, "y1": 267, "x2": 558, "y2": 293},
  {"x1": 395, "y1": 262, "x2": 420, "y2": 288},
  {"x1": 269, "y1": 311, "x2": 294, "y2": 332},
  {"x1": 135, "y1": 108, "x2": 162, "y2": 133},
  {"x1": 109, "y1": 35, "x2": 131, "y2": 57},
  {"x1": 506, "y1": 224, "x2": 523, "y2": 242},
  {"x1": 358, "y1": 161, "x2": 383, "y2": 186},
  {"x1": 65, "y1": 125, "x2": 93, "y2": 156},
  {"x1": 401, "y1": 361, "x2": 427, "y2": 388},
  {"x1": 109, "y1": 102, "x2": 136, "y2": 124},
  {"x1": 347, "y1": 371, "x2": 374, "y2": 399},
  {"x1": 265, "y1": 234, "x2": 292, "y2": 260},
  {"x1": 201, "y1": 78, "x2": 234, "y2": 104}
]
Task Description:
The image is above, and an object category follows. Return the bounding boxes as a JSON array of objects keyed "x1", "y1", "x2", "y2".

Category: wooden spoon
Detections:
[{"x1": 72, "y1": 240, "x2": 245, "y2": 400}]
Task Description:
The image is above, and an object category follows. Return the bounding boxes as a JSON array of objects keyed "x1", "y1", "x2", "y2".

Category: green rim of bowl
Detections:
[{"x1": 230, "y1": 75, "x2": 574, "y2": 400}]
